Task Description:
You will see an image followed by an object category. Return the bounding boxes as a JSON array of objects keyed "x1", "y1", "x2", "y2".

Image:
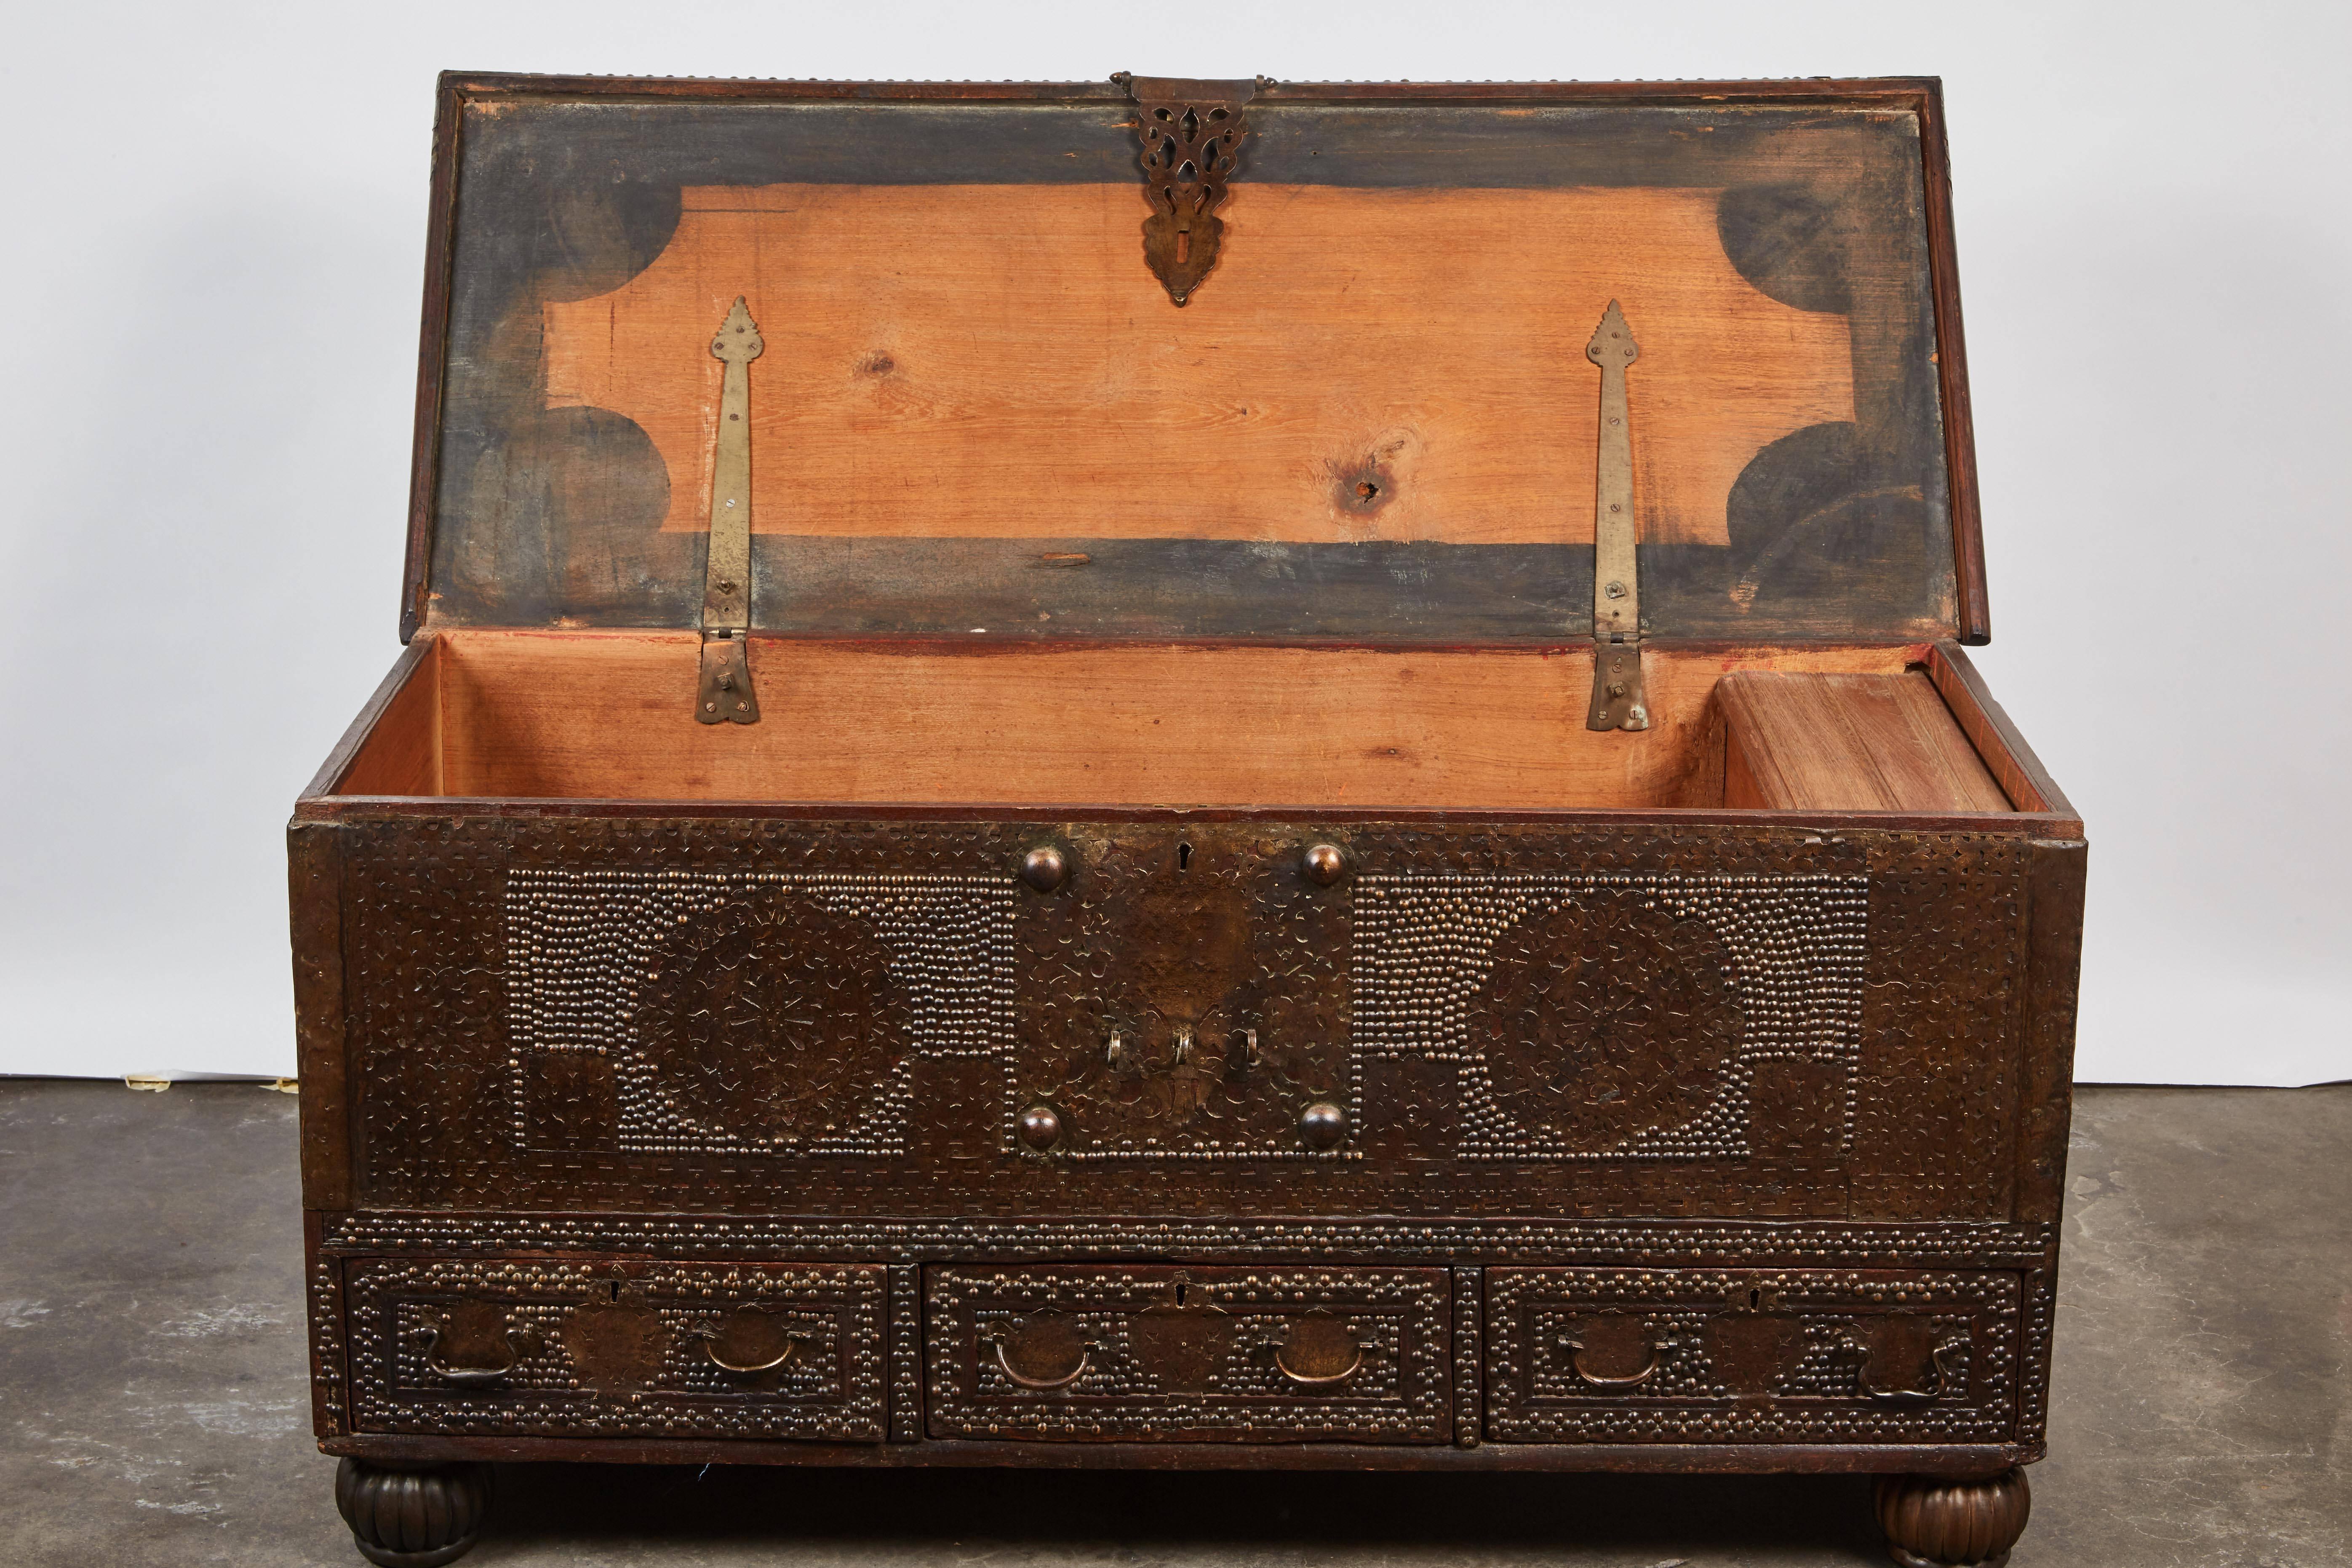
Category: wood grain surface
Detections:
[
  {"x1": 337, "y1": 632, "x2": 1941, "y2": 808},
  {"x1": 1924, "y1": 641, "x2": 2071, "y2": 820},
  {"x1": 541, "y1": 184, "x2": 1854, "y2": 547},
  {"x1": 324, "y1": 80, "x2": 2068, "y2": 1538},
  {"x1": 332, "y1": 640, "x2": 442, "y2": 796},
  {"x1": 1717, "y1": 670, "x2": 2009, "y2": 812}
]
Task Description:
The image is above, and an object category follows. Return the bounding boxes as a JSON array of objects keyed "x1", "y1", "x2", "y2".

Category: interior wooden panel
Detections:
[
  {"x1": 334, "y1": 640, "x2": 441, "y2": 796},
  {"x1": 1717, "y1": 671, "x2": 2010, "y2": 813},
  {"x1": 1922, "y1": 644, "x2": 2058, "y2": 815},
  {"x1": 540, "y1": 184, "x2": 1854, "y2": 548},
  {"x1": 328, "y1": 632, "x2": 1969, "y2": 808}
]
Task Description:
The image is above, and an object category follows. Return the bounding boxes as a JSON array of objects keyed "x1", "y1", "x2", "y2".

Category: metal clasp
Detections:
[
  {"x1": 697, "y1": 629, "x2": 757, "y2": 724},
  {"x1": 1118, "y1": 74, "x2": 1261, "y2": 306}
]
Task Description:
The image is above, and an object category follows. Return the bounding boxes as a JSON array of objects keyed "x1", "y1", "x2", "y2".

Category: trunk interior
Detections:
[{"x1": 325, "y1": 630, "x2": 2034, "y2": 816}]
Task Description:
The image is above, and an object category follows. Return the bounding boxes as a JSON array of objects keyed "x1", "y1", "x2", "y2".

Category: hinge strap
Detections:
[
  {"x1": 697, "y1": 296, "x2": 762, "y2": 725},
  {"x1": 1118, "y1": 73, "x2": 1260, "y2": 307},
  {"x1": 1585, "y1": 299, "x2": 1649, "y2": 732}
]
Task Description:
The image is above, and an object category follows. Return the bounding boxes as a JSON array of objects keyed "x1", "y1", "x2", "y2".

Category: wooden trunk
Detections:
[{"x1": 293, "y1": 72, "x2": 2080, "y2": 1568}]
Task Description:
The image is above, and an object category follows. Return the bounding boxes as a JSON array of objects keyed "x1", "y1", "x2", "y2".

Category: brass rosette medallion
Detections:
[
  {"x1": 637, "y1": 894, "x2": 910, "y2": 1150},
  {"x1": 1351, "y1": 869, "x2": 1867, "y2": 1162},
  {"x1": 1473, "y1": 890, "x2": 1742, "y2": 1151}
]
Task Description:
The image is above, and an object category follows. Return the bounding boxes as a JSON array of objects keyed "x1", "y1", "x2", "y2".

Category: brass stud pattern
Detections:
[
  {"x1": 321, "y1": 1213, "x2": 2056, "y2": 1269},
  {"x1": 2016, "y1": 1264, "x2": 2056, "y2": 1449},
  {"x1": 316, "y1": 1224, "x2": 2054, "y2": 1452},
  {"x1": 1484, "y1": 1267, "x2": 2018, "y2": 1445},
  {"x1": 1353, "y1": 871, "x2": 1868, "y2": 1161},
  {"x1": 1451, "y1": 1266, "x2": 1483, "y2": 1448},
  {"x1": 309, "y1": 1251, "x2": 347, "y2": 1437},
  {"x1": 346, "y1": 1258, "x2": 886, "y2": 1440},
  {"x1": 339, "y1": 818, "x2": 2028, "y2": 1217},
  {"x1": 505, "y1": 868, "x2": 1014, "y2": 1159},
  {"x1": 926, "y1": 1266, "x2": 1448, "y2": 1442},
  {"x1": 315, "y1": 816, "x2": 2061, "y2": 1461},
  {"x1": 1012, "y1": 828, "x2": 1355, "y2": 1163},
  {"x1": 887, "y1": 1261, "x2": 923, "y2": 1441}
]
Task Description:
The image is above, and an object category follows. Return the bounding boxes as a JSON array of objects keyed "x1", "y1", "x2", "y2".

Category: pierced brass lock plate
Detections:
[{"x1": 1119, "y1": 74, "x2": 1259, "y2": 307}]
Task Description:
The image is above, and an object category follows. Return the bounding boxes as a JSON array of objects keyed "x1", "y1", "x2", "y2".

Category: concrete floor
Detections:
[{"x1": 0, "y1": 1082, "x2": 2343, "y2": 1567}]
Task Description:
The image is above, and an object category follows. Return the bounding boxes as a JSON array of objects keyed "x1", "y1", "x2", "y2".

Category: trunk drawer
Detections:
[
  {"x1": 924, "y1": 1264, "x2": 1452, "y2": 1442},
  {"x1": 1483, "y1": 1267, "x2": 2022, "y2": 1444},
  {"x1": 344, "y1": 1257, "x2": 886, "y2": 1440}
]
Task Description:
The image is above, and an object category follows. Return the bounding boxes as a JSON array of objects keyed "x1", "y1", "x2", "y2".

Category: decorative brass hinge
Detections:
[
  {"x1": 1585, "y1": 300, "x2": 1649, "y2": 732},
  {"x1": 1117, "y1": 74, "x2": 1259, "y2": 306},
  {"x1": 697, "y1": 296, "x2": 761, "y2": 724}
]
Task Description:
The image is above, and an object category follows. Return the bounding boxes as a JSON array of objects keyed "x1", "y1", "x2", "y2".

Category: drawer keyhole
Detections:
[
  {"x1": 1748, "y1": 1288, "x2": 1762, "y2": 1310},
  {"x1": 1177, "y1": 841, "x2": 1193, "y2": 872}
]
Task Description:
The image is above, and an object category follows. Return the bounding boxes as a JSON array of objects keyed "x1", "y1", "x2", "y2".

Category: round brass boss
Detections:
[
  {"x1": 1016, "y1": 1103, "x2": 1063, "y2": 1151},
  {"x1": 1020, "y1": 846, "x2": 1067, "y2": 892},
  {"x1": 1298, "y1": 1100, "x2": 1348, "y2": 1150}
]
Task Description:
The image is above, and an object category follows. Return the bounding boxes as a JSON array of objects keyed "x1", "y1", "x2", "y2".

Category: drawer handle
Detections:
[
  {"x1": 1558, "y1": 1335, "x2": 1661, "y2": 1389},
  {"x1": 988, "y1": 1335, "x2": 1095, "y2": 1391},
  {"x1": 1848, "y1": 1339, "x2": 1963, "y2": 1403},
  {"x1": 414, "y1": 1324, "x2": 538, "y2": 1386},
  {"x1": 692, "y1": 1322, "x2": 812, "y2": 1375},
  {"x1": 1273, "y1": 1342, "x2": 1364, "y2": 1387}
]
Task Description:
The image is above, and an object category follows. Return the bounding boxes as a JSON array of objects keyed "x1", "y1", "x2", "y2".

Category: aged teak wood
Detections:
[
  {"x1": 537, "y1": 184, "x2": 1858, "y2": 547},
  {"x1": 1717, "y1": 671, "x2": 2012, "y2": 813},
  {"x1": 297, "y1": 72, "x2": 2077, "y2": 1568}
]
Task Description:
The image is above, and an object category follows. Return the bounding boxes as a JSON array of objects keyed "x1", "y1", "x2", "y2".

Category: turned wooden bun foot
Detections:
[
  {"x1": 334, "y1": 1458, "x2": 491, "y2": 1567},
  {"x1": 1875, "y1": 1468, "x2": 2031, "y2": 1568}
]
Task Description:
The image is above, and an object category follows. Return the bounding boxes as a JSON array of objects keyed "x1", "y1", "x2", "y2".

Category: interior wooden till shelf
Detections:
[{"x1": 328, "y1": 630, "x2": 2025, "y2": 814}]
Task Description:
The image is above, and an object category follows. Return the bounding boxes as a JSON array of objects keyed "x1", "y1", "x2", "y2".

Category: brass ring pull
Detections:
[
  {"x1": 988, "y1": 1336, "x2": 1093, "y2": 1391},
  {"x1": 1559, "y1": 1335, "x2": 1661, "y2": 1389},
  {"x1": 414, "y1": 1324, "x2": 537, "y2": 1386},
  {"x1": 1272, "y1": 1342, "x2": 1364, "y2": 1387},
  {"x1": 694, "y1": 1324, "x2": 811, "y2": 1375},
  {"x1": 1850, "y1": 1341, "x2": 1961, "y2": 1403}
]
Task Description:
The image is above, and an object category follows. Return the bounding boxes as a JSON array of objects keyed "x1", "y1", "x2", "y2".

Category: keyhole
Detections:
[
  {"x1": 1176, "y1": 1282, "x2": 1190, "y2": 1307},
  {"x1": 609, "y1": 1280, "x2": 623, "y2": 1304},
  {"x1": 1177, "y1": 842, "x2": 1193, "y2": 871},
  {"x1": 1748, "y1": 1288, "x2": 1762, "y2": 1310},
  {"x1": 1175, "y1": 229, "x2": 1191, "y2": 265}
]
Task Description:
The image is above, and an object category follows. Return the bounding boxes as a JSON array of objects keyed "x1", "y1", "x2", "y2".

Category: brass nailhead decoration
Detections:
[
  {"x1": 1298, "y1": 1100, "x2": 1348, "y2": 1150},
  {"x1": 1020, "y1": 846, "x2": 1067, "y2": 892},
  {"x1": 1016, "y1": 1103, "x2": 1064, "y2": 1151}
]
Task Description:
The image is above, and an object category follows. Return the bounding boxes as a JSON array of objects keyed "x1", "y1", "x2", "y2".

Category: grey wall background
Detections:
[{"x1": 1, "y1": 0, "x2": 2344, "y2": 1085}]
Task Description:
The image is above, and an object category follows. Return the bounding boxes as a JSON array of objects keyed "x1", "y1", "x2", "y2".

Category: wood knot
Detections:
[{"x1": 1334, "y1": 463, "x2": 1394, "y2": 516}]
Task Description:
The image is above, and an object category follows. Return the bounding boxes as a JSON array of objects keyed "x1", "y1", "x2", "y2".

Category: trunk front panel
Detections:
[{"x1": 330, "y1": 816, "x2": 2028, "y2": 1223}]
